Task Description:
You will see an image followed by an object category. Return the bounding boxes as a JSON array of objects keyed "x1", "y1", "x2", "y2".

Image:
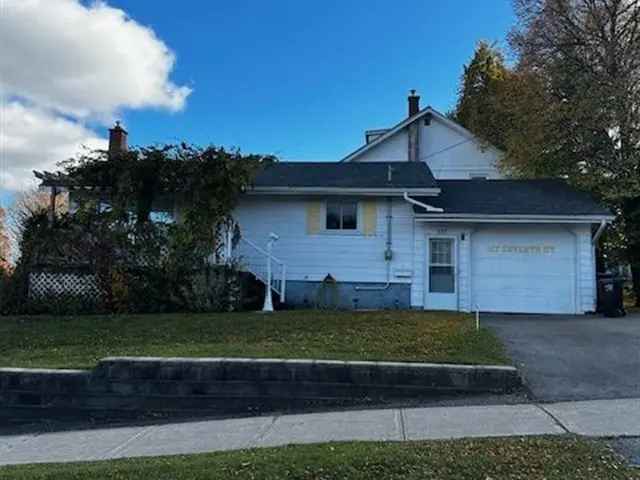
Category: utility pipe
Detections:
[{"x1": 355, "y1": 197, "x2": 393, "y2": 291}]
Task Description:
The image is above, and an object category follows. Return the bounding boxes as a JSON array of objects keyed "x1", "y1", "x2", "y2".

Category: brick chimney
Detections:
[
  {"x1": 108, "y1": 121, "x2": 128, "y2": 156},
  {"x1": 408, "y1": 89, "x2": 420, "y2": 117},
  {"x1": 407, "y1": 90, "x2": 420, "y2": 161}
]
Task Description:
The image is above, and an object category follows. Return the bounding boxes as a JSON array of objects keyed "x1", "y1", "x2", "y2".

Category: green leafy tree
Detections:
[
  {"x1": 453, "y1": 1, "x2": 640, "y2": 304},
  {"x1": 507, "y1": 0, "x2": 640, "y2": 304},
  {"x1": 453, "y1": 41, "x2": 511, "y2": 150}
]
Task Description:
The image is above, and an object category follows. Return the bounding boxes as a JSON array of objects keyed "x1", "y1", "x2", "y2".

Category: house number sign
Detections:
[{"x1": 488, "y1": 244, "x2": 556, "y2": 255}]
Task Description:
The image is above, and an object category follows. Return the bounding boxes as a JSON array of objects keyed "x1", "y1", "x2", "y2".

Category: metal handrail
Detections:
[
  {"x1": 239, "y1": 237, "x2": 285, "y2": 266},
  {"x1": 234, "y1": 235, "x2": 286, "y2": 303}
]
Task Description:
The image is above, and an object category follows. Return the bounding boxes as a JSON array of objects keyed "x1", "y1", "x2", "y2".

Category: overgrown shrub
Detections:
[
  {"x1": 24, "y1": 292, "x2": 102, "y2": 316},
  {"x1": 3, "y1": 143, "x2": 271, "y2": 315},
  {"x1": 0, "y1": 268, "x2": 27, "y2": 315}
]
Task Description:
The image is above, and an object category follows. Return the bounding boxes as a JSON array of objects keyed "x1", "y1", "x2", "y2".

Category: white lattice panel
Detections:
[{"x1": 28, "y1": 271, "x2": 101, "y2": 300}]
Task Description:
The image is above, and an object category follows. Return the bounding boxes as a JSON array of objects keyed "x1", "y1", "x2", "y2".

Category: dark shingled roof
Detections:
[
  {"x1": 253, "y1": 162, "x2": 438, "y2": 189},
  {"x1": 412, "y1": 179, "x2": 611, "y2": 216}
]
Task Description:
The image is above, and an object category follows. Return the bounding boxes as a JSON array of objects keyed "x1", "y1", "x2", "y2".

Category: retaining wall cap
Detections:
[
  {"x1": 96, "y1": 357, "x2": 516, "y2": 372},
  {"x1": 0, "y1": 367, "x2": 89, "y2": 374}
]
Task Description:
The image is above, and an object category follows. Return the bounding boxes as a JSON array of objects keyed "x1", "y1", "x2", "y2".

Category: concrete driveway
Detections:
[{"x1": 484, "y1": 313, "x2": 640, "y2": 402}]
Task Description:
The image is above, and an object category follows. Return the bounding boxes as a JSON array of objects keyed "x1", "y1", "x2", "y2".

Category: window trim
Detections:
[{"x1": 321, "y1": 199, "x2": 363, "y2": 235}]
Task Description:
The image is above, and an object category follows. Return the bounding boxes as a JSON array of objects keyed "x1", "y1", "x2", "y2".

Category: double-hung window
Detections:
[{"x1": 326, "y1": 201, "x2": 358, "y2": 231}]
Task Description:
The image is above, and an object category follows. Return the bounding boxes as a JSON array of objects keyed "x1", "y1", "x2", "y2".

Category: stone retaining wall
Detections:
[{"x1": 0, "y1": 357, "x2": 520, "y2": 420}]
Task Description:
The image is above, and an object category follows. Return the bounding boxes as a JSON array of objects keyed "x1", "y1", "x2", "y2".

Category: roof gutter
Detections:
[
  {"x1": 414, "y1": 214, "x2": 614, "y2": 224},
  {"x1": 247, "y1": 187, "x2": 440, "y2": 196},
  {"x1": 403, "y1": 192, "x2": 444, "y2": 213}
]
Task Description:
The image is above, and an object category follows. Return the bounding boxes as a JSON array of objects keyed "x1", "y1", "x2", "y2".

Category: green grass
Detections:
[
  {"x1": 0, "y1": 310, "x2": 508, "y2": 369},
  {"x1": 0, "y1": 437, "x2": 636, "y2": 479}
]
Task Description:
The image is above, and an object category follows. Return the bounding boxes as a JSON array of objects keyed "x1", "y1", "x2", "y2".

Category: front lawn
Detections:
[
  {"x1": 0, "y1": 437, "x2": 636, "y2": 480},
  {"x1": 0, "y1": 310, "x2": 507, "y2": 369}
]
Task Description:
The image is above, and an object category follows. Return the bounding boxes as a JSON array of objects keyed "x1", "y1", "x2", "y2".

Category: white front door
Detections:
[{"x1": 426, "y1": 236, "x2": 458, "y2": 310}]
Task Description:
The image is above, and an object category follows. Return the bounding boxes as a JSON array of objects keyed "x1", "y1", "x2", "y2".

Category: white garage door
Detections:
[{"x1": 471, "y1": 226, "x2": 576, "y2": 314}]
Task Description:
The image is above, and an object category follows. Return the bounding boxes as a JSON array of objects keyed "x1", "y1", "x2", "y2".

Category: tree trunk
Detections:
[
  {"x1": 595, "y1": 247, "x2": 606, "y2": 274},
  {"x1": 632, "y1": 263, "x2": 640, "y2": 307},
  {"x1": 622, "y1": 198, "x2": 640, "y2": 307}
]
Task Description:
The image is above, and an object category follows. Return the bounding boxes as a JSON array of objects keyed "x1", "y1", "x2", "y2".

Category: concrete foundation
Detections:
[{"x1": 285, "y1": 281, "x2": 411, "y2": 310}]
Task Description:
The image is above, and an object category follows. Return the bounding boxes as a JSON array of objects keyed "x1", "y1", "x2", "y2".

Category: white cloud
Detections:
[
  {"x1": 1, "y1": 102, "x2": 106, "y2": 191},
  {"x1": 0, "y1": 0, "x2": 191, "y2": 192},
  {"x1": 0, "y1": 0, "x2": 191, "y2": 118}
]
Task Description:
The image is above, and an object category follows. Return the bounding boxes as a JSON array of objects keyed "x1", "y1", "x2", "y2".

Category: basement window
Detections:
[{"x1": 326, "y1": 201, "x2": 358, "y2": 230}]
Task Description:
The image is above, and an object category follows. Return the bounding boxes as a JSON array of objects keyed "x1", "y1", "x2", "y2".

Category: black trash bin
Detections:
[{"x1": 597, "y1": 273, "x2": 626, "y2": 317}]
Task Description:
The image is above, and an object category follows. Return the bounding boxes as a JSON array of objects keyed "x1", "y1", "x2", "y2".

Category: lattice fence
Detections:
[{"x1": 28, "y1": 270, "x2": 102, "y2": 302}]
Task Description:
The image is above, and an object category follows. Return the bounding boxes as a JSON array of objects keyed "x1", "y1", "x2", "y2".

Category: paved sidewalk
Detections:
[{"x1": 1, "y1": 398, "x2": 639, "y2": 466}]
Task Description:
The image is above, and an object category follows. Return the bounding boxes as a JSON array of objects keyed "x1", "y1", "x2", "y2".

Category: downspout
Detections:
[
  {"x1": 592, "y1": 219, "x2": 608, "y2": 244},
  {"x1": 403, "y1": 192, "x2": 444, "y2": 213},
  {"x1": 355, "y1": 197, "x2": 393, "y2": 291},
  {"x1": 591, "y1": 219, "x2": 608, "y2": 312}
]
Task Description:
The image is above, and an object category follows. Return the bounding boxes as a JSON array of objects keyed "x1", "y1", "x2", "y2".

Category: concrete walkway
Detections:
[{"x1": 1, "y1": 398, "x2": 639, "y2": 466}]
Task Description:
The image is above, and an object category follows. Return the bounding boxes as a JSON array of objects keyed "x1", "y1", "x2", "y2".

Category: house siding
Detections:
[
  {"x1": 355, "y1": 130, "x2": 407, "y2": 163},
  {"x1": 421, "y1": 120, "x2": 502, "y2": 179},
  {"x1": 351, "y1": 115, "x2": 503, "y2": 180},
  {"x1": 233, "y1": 195, "x2": 416, "y2": 291},
  {"x1": 575, "y1": 224, "x2": 596, "y2": 313}
]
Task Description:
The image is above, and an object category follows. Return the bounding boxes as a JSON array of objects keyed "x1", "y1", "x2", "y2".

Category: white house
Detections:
[{"x1": 233, "y1": 91, "x2": 613, "y2": 314}]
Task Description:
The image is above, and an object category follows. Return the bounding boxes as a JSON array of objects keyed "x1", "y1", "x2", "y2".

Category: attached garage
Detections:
[
  {"x1": 412, "y1": 179, "x2": 613, "y2": 314},
  {"x1": 470, "y1": 226, "x2": 577, "y2": 314}
]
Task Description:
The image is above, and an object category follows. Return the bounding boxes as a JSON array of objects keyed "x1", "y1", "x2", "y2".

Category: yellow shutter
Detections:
[
  {"x1": 362, "y1": 200, "x2": 377, "y2": 235},
  {"x1": 306, "y1": 201, "x2": 322, "y2": 234}
]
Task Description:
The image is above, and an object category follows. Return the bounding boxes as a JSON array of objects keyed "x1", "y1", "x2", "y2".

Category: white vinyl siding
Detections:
[
  {"x1": 575, "y1": 224, "x2": 597, "y2": 312},
  {"x1": 235, "y1": 197, "x2": 598, "y2": 314},
  {"x1": 351, "y1": 114, "x2": 503, "y2": 180},
  {"x1": 234, "y1": 196, "x2": 415, "y2": 284}
]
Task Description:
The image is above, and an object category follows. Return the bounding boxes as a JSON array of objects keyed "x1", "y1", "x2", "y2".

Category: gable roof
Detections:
[
  {"x1": 411, "y1": 179, "x2": 612, "y2": 218},
  {"x1": 341, "y1": 107, "x2": 501, "y2": 163},
  {"x1": 251, "y1": 161, "x2": 438, "y2": 194}
]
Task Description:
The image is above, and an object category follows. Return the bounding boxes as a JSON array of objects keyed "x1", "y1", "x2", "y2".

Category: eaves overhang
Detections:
[
  {"x1": 246, "y1": 187, "x2": 441, "y2": 196},
  {"x1": 413, "y1": 213, "x2": 615, "y2": 224}
]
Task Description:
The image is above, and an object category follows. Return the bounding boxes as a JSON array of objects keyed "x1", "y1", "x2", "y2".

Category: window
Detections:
[
  {"x1": 326, "y1": 201, "x2": 358, "y2": 230},
  {"x1": 429, "y1": 238, "x2": 455, "y2": 293}
]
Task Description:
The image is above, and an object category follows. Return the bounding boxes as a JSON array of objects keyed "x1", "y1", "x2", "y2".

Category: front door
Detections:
[{"x1": 426, "y1": 236, "x2": 458, "y2": 310}]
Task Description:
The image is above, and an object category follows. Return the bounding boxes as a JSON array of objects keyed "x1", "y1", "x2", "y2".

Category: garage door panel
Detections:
[
  {"x1": 473, "y1": 258, "x2": 574, "y2": 276},
  {"x1": 471, "y1": 227, "x2": 576, "y2": 314}
]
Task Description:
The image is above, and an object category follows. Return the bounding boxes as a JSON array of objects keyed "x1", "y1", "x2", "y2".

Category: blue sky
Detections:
[
  {"x1": 0, "y1": 1, "x2": 515, "y2": 208},
  {"x1": 107, "y1": 0, "x2": 515, "y2": 159}
]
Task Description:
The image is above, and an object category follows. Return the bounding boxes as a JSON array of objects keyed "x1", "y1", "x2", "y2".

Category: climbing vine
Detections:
[{"x1": 5, "y1": 144, "x2": 274, "y2": 314}]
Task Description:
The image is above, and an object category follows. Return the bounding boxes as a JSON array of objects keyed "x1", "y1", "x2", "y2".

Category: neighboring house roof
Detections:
[
  {"x1": 411, "y1": 180, "x2": 613, "y2": 218},
  {"x1": 250, "y1": 161, "x2": 439, "y2": 194},
  {"x1": 340, "y1": 107, "x2": 501, "y2": 163}
]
